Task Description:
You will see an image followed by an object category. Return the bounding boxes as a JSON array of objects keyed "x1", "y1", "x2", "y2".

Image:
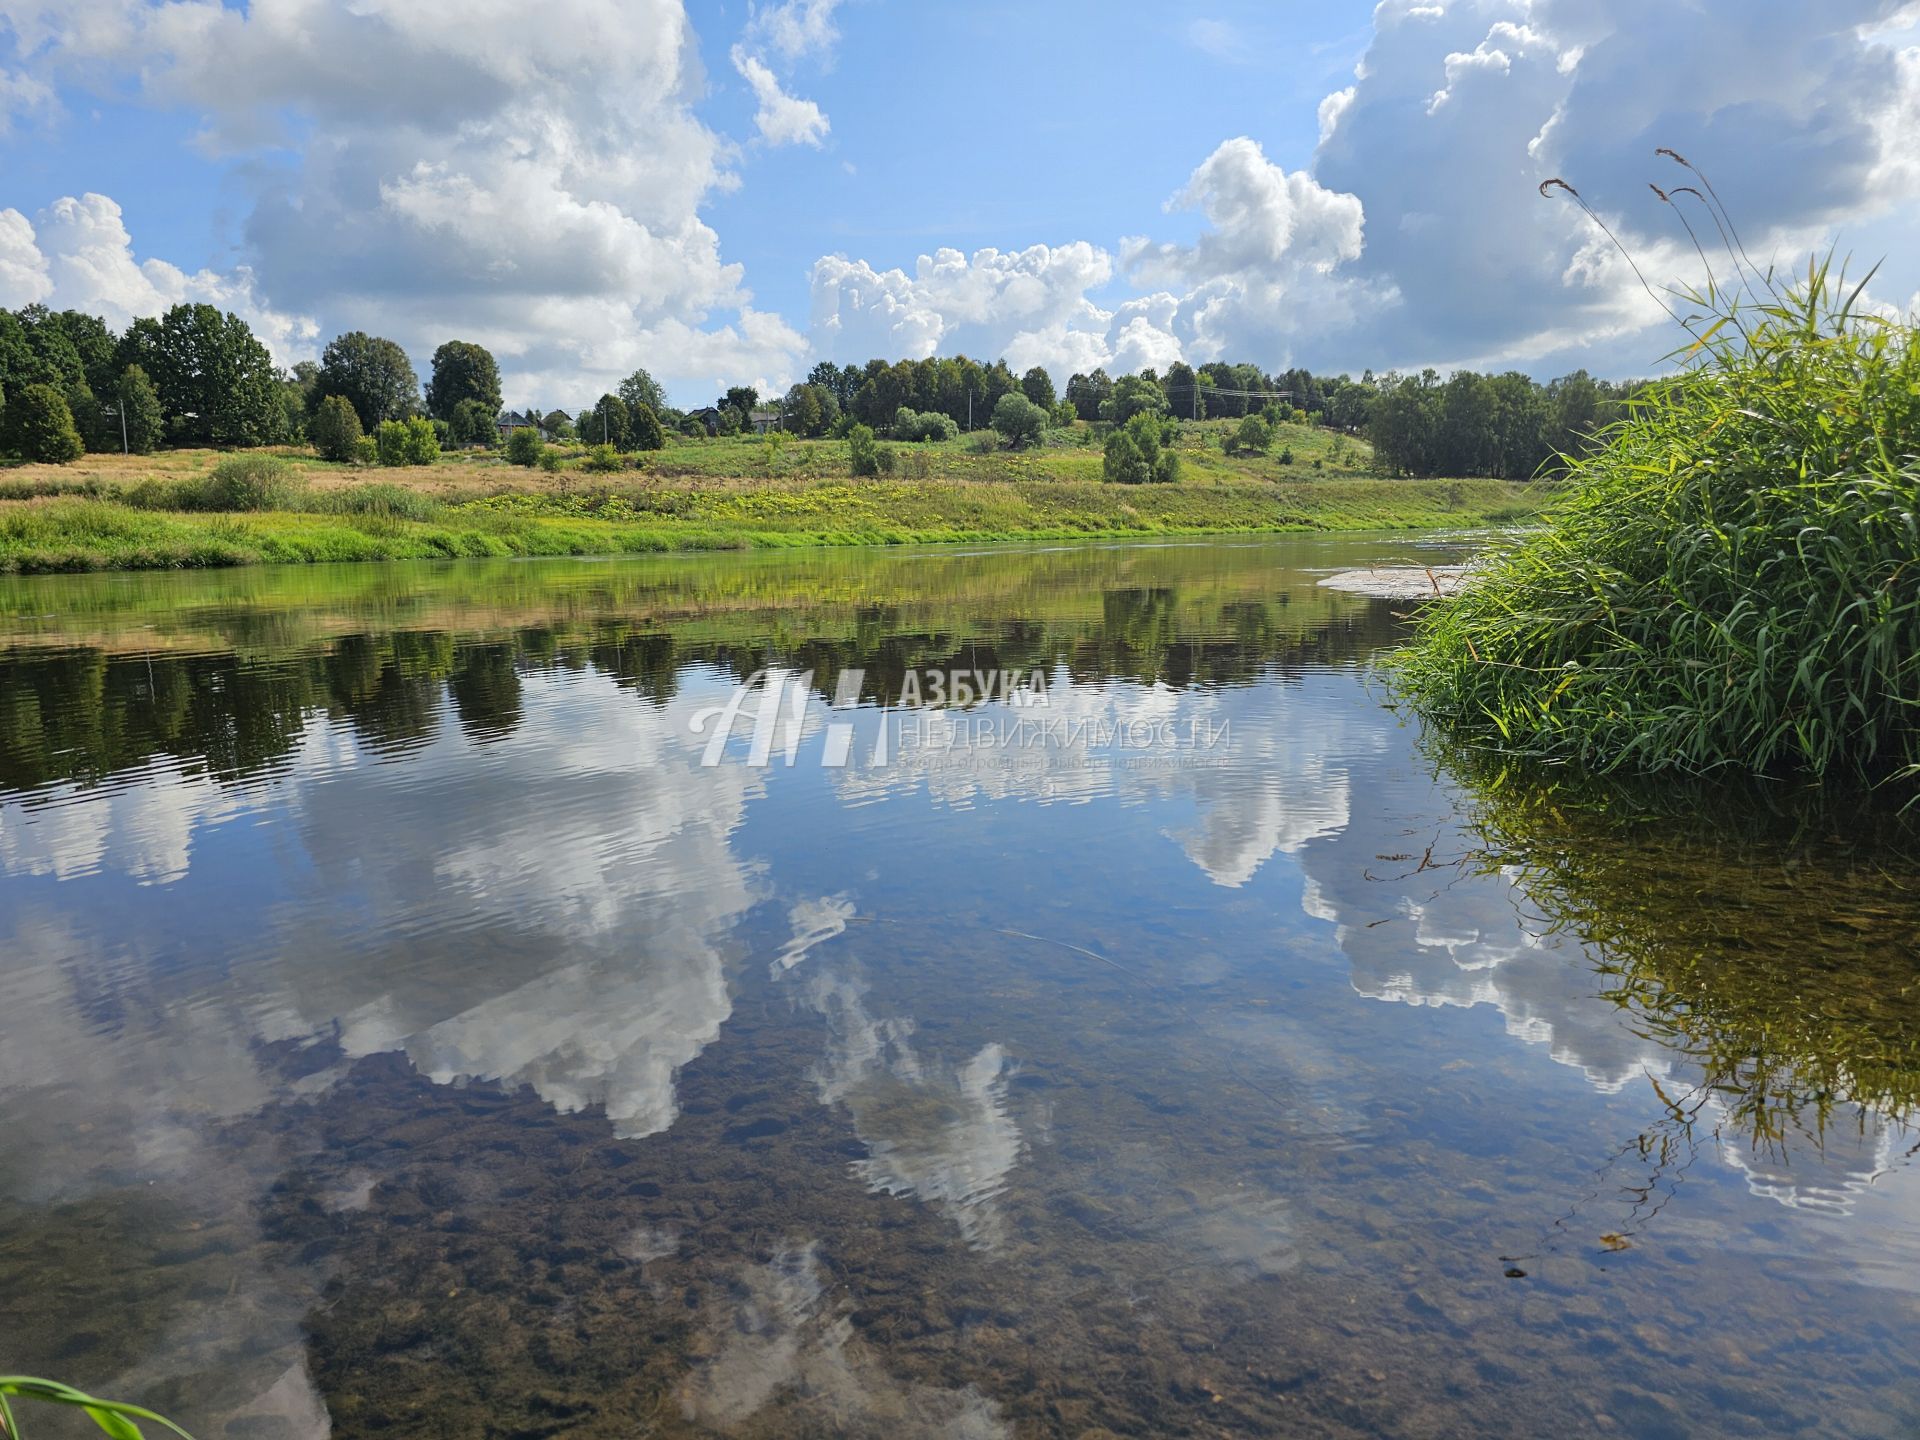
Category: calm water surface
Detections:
[{"x1": 0, "y1": 537, "x2": 1916, "y2": 1438}]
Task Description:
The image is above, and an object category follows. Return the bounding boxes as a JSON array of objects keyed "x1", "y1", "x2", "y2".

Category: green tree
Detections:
[
  {"x1": 12, "y1": 305, "x2": 86, "y2": 393},
  {"x1": 119, "y1": 304, "x2": 287, "y2": 447},
  {"x1": 309, "y1": 393, "x2": 364, "y2": 461},
  {"x1": 425, "y1": 340, "x2": 503, "y2": 422},
  {"x1": 541, "y1": 409, "x2": 576, "y2": 440},
  {"x1": 1020, "y1": 366, "x2": 1056, "y2": 410},
  {"x1": 448, "y1": 397, "x2": 498, "y2": 448},
  {"x1": 1163, "y1": 361, "x2": 1203, "y2": 420},
  {"x1": 630, "y1": 400, "x2": 666, "y2": 451},
  {"x1": 65, "y1": 382, "x2": 106, "y2": 451},
  {"x1": 1103, "y1": 373, "x2": 1169, "y2": 426},
  {"x1": 791, "y1": 383, "x2": 823, "y2": 437},
  {"x1": 314, "y1": 331, "x2": 419, "y2": 430},
  {"x1": 1065, "y1": 369, "x2": 1112, "y2": 422},
  {"x1": 723, "y1": 385, "x2": 759, "y2": 430},
  {"x1": 619, "y1": 368, "x2": 667, "y2": 417},
  {"x1": 1368, "y1": 370, "x2": 1443, "y2": 476},
  {"x1": 115, "y1": 364, "x2": 165, "y2": 454},
  {"x1": 46, "y1": 309, "x2": 119, "y2": 394},
  {"x1": 848, "y1": 422, "x2": 880, "y2": 476},
  {"x1": 990, "y1": 392, "x2": 1047, "y2": 448},
  {"x1": 585, "y1": 394, "x2": 632, "y2": 450},
  {"x1": 506, "y1": 425, "x2": 545, "y2": 466},
  {"x1": 5, "y1": 383, "x2": 84, "y2": 462}
]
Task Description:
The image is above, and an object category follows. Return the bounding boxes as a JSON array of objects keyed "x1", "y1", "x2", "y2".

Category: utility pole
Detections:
[{"x1": 967, "y1": 391, "x2": 972, "y2": 432}]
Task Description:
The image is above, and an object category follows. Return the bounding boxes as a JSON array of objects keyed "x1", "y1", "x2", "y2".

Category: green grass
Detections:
[
  {"x1": 0, "y1": 475, "x2": 1535, "y2": 574},
  {"x1": 1387, "y1": 258, "x2": 1920, "y2": 793}
]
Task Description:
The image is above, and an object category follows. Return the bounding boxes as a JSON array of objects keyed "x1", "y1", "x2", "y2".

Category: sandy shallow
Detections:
[{"x1": 1317, "y1": 565, "x2": 1472, "y2": 600}]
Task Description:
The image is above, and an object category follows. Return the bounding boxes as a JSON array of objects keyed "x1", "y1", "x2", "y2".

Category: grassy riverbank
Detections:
[
  {"x1": 0, "y1": 425, "x2": 1537, "y2": 574},
  {"x1": 1388, "y1": 266, "x2": 1920, "y2": 790}
]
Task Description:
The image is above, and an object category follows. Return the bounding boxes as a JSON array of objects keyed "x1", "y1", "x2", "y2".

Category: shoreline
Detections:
[{"x1": 0, "y1": 476, "x2": 1538, "y2": 578}]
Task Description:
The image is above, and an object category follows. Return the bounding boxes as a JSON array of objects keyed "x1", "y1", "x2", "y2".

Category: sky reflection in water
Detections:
[{"x1": 0, "y1": 538, "x2": 1916, "y2": 1439}]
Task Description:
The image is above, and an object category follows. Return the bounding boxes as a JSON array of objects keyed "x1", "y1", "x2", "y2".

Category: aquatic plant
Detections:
[
  {"x1": 0, "y1": 1376, "x2": 192, "y2": 1438},
  {"x1": 1389, "y1": 156, "x2": 1920, "y2": 791}
]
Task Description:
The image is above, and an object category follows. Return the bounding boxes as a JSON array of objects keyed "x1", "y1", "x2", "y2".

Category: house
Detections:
[
  {"x1": 748, "y1": 406, "x2": 782, "y2": 434},
  {"x1": 496, "y1": 410, "x2": 541, "y2": 440},
  {"x1": 687, "y1": 406, "x2": 723, "y2": 436}
]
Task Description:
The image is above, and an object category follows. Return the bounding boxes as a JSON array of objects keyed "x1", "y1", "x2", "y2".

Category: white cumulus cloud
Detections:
[
  {"x1": 732, "y1": 45, "x2": 830, "y2": 148},
  {"x1": 4, "y1": 0, "x2": 806, "y2": 404},
  {"x1": 0, "y1": 193, "x2": 317, "y2": 364}
]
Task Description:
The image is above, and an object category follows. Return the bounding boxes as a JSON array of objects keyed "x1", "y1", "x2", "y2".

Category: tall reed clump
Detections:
[{"x1": 1387, "y1": 156, "x2": 1920, "y2": 791}]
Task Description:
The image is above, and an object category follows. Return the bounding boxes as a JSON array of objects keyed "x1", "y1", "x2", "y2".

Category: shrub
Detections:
[
  {"x1": 892, "y1": 406, "x2": 958, "y2": 443},
  {"x1": 376, "y1": 416, "x2": 439, "y2": 466},
  {"x1": 1225, "y1": 414, "x2": 1273, "y2": 456},
  {"x1": 5, "y1": 384, "x2": 84, "y2": 463},
  {"x1": 352, "y1": 434, "x2": 378, "y2": 465},
  {"x1": 848, "y1": 423, "x2": 880, "y2": 476},
  {"x1": 197, "y1": 453, "x2": 303, "y2": 511},
  {"x1": 1389, "y1": 258, "x2": 1920, "y2": 789},
  {"x1": 538, "y1": 449, "x2": 564, "y2": 473},
  {"x1": 1102, "y1": 411, "x2": 1179, "y2": 484},
  {"x1": 1278, "y1": 446, "x2": 1294, "y2": 465},
  {"x1": 582, "y1": 443, "x2": 623, "y2": 473},
  {"x1": 990, "y1": 392, "x2": 1047, "y2": 449},
  {"x1": 874, "y1": 442, "x2": 898, "y2": 475},
  {"x1": 309, "y1": 393, "x2": 364, "y2": 462},
  {"x1": 506, "y1": 425, "x2": 545, "y2": 467},
  {"x1": 1052, "y1": 402, "x2": 1078, "y2": 429}
]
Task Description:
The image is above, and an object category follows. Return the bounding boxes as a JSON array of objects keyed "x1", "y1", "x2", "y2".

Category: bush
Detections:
[
  {"x1": 990, "y1": 392, "x2": 1047, "y2": 449},
  {"x1": 376, "y1": 416, "x2": 440, "y2": 466},
  {"x1": 309, "y1": 393, "x2": 364, "y2": 462},
  {"x1": 353, "y1": 435, "x2": 378, "y2": 465},
  {"x1": 1225, "y1": 414, "x2": 1273, "y2": 456},
  {"x1": 1277, "y1": 445, "x2": 1294, "y2": 465},
  {"x1": 874, "y1": 442, "x2": 898, "y2": 475},
  {"x1": 1389, "y1": 261, "x2": 1920, "y2": 789},
  {"x1": 1102, "y1": 411, "x2": 1179, "y2": 484},
  {"x1": 198, "y1": 453, "x2": 303, "y2": 511},
  {"x1": 848, "y1": 423, "x2": 880, "y2": 476},
  {"x1": 5, "y1": 384, "x2": 84, "y2": 463},
  {"x1": 892, "y1": 407, "x2": 958, "y2": 443},
  {"x1": 582, "y1": 443, "x2": 623, "y2": 473},
  {"x1": 506, "y1": 426, "x2": 545, "y2": 467},
  {"x1": 538, "y1": 449, "x2": 564, "y2": 473}
]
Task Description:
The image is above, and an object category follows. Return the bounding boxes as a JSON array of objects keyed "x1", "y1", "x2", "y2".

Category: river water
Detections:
[{"x1": 0, "y1": 536, "x2": 1915, "y2": 1438}]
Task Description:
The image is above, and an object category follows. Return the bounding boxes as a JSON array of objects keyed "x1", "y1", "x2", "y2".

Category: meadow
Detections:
[{"x1": 0, "y1": 418, "x2": 1537, "y2": 574}]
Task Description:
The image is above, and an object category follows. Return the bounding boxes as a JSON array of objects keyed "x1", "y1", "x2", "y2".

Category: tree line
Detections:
[{"x1": 2, "y1": 299, "x2": 1640, "y2": 478}]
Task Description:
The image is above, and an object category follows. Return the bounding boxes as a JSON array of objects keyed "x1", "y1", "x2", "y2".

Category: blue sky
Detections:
[{"x1": 3, "y1": 0, "x2": 1918, "y2": 408}]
